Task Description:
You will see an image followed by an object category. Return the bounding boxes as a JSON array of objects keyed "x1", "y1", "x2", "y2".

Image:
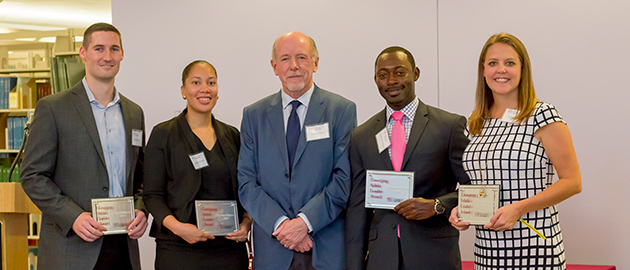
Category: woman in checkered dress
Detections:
[{"x1": 449, "y1": 33, "x2": 582, "y2": 269}]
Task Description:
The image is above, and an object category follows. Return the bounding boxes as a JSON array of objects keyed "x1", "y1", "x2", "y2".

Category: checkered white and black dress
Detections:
[{"x1": 463, "y1": 102, "x2": 567, "y2": 269}]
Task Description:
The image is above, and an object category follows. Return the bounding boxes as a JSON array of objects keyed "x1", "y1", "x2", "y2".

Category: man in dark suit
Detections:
[
  {"x1": 238, "y1": 31, "x2": 356, "y2": 270},
  {"x1": 345, "y1": 46, "x2": 470, "y2": 270},
  {"x1": 21, "y1": 23, "x2": 148, "y2": 270}
]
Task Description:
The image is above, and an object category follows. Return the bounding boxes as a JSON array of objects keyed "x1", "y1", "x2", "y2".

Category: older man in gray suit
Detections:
[{"x1": 21, "y1": 23, "x2": 148, "y2": 270}]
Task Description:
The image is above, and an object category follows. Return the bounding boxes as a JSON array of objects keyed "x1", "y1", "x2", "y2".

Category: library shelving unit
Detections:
[{"x1": 0, "y1": 67, "x2": 46, "y2": 270}]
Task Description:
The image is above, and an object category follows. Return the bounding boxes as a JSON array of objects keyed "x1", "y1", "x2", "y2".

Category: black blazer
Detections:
[
  {"x1": 345, "y1": 100, "x2": 470, "y2": 270},
  {"x1": 143, "y1": 109, "x2": 241, "y2": 240}
]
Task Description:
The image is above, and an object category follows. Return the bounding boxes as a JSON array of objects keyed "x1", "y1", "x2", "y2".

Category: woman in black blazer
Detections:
[{"x1": 144, "y1": 60, "x2": 251, "y2": 270}]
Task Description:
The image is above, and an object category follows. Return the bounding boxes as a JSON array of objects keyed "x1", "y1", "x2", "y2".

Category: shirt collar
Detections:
[
  {"x1": 282, "y1": 84, "x2": 314, "y2": 110},
  {"x1": 82, "y1": 77, "x2": 121, "y2": 107},
  {"x1": 386, "y1": 97, "x2": 419, "y2": 121}
]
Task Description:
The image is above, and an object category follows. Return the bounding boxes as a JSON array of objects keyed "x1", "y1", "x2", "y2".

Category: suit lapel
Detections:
[
  {"x1": 70, "y1": 84, "x2": 107, "y2": 168},
  {"x1": 267, "y1": 92, "x2": 291, "y2": 172},
  {"x1": 401, "y1": 100, "x2": 429, "y2": 170},
  {"x1": 176, "y1": 109, "x2": 201, "y2": 154},
  {"x1": 293, "y1": 86, "x2": 325, "y2": 167},
  {"x1": 374, "y1": 109, "x2": 395, "y2": 171},
  {"x1": 119, "y1": 94, "x2": 137, "y2": 186},
  {"x1": 213, "y1": 117, "x2": 239, "y2": 199}
]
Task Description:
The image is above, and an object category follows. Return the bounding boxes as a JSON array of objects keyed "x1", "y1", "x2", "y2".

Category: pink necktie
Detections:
[{"x1": 391, "y1": 112, "x2": 405, "y2": 171}]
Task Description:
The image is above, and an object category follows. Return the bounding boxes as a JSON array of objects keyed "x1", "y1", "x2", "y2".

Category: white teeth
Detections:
[{"x1": 495, "y1": 78, "x2": 508, "y2": 82}]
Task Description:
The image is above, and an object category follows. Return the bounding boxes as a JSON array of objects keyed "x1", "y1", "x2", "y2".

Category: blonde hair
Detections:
[{"x1": 469, "y1": 33, "x2": 538, "y2": 136}]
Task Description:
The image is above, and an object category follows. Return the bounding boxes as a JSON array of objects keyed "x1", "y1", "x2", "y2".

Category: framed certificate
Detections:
[
  {"x1": 195, "y1": 200, "x2": 239, "y2": 236},
  {"x1": 458, "y1": 185, "x2": 500, "y2": 225},
  {"x1": 365, "y1": 170, "x2": 414, "y2": 209},
  {"x1": 91, "y1": 196, "x2": 135, "y2": 235}
]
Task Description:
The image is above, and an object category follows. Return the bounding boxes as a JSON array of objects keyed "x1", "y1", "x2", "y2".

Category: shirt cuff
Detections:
[
  {"x1": 297, "y1": 213, "x2": 314, "y2": 233},
  {"x1": 274, "y1": 216, "x2": 290, "y2": 231}
]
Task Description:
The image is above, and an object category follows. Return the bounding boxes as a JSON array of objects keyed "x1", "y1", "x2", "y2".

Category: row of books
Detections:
[
  {"x1": 7, "y1": 116, "x2": 28, "y2": 150},
  {"x1": 50, "y1": 55, "x2": 85, "y2": 94},
  {"x1": 38, "y1": 83, "x2": 53, "y2": 100},
  {"x1": 0, "y1": 77, "x2": 18, "y2": 109},
  {"x1": 0, "y1": 162, "x2": 20, "y2": 182}
]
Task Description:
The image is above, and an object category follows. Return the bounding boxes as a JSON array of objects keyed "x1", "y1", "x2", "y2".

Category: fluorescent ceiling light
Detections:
[
  {"x1": 15, "y1": 37, "x2": 36, "y2": 42},
  {"x1": 0, "y1": 1, "x2": 111, "y2": 30},
  {"x1": 0, "y1": 23, "x2": 66, "y2": 31},
  {"x1": 38, "y1": 37, "x2": 56, "y2": 43}
]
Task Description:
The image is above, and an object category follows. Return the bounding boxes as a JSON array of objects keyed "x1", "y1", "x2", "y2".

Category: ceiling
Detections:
[{"x1": 0, "y1": 0, "x2": 111, "y2": 48}]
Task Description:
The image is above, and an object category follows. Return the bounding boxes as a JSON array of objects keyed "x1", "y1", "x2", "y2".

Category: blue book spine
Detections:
[
  {"x1": 7, "y1": 117, "x2": 13, "y2": 149},
  {"x1": 18, "y1": 116, "x2": 26, "y2": 149},
  {"x1": 0, "y1": 77, "x2": 5, "y2": 109}
]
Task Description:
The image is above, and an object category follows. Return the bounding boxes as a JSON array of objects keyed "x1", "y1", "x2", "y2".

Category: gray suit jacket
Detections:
[
  {"x1": 345, "y1": 100, "x2": 470, "y2": 270},
  {"x1": 21, "y1": 82, "x2": 145, "y2": 270},
  {"x1": 238, "y1": 85, "x2": 356, "y2": 270}
]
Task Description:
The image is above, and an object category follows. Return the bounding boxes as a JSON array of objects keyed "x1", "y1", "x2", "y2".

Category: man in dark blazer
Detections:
[
  {"x1": 21, "y1": 23, "x2": 148, "y2": 270},
  {"x1": 238, "y1": 31, "x2": 356, "y2": 270},
  {"x1": 345, "y1": 46, "x2": 470, "y2": 270}
]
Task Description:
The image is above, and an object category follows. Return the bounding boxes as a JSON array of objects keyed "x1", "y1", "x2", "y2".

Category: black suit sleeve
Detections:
[
  {"x1": 437, "y1": 115, "x2": 470, "y2": 213},
  {"x1": 345, "y1": 130, "x2": 371, "y2": 270}
]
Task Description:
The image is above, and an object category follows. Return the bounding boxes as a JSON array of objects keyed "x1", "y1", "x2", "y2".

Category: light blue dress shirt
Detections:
[{"x1": 82, "y1": 78, "x2": 127, "y2": 198}]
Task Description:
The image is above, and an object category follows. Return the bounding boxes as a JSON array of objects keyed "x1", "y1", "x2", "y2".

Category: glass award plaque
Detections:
[
  {"x1": 458, "y1": 185, "x2": 500, "y2": 225},
  {"x1": 91, "y1": 196, "x2": 135, "y2": 235},
  {"x1": 195, "y1": 200, "x2": 239, "y2": 236},
  {"x1": 364, "y1": 170, "x2": 414, "y2": 209}
]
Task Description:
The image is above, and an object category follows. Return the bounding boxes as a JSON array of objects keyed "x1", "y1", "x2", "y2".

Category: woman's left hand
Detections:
[
  {"x1": 484, "y1": 203, "x2": 522, "y2": 231},
  {"x1": 226, "y1": 213, "x2": 252, "y2": 242}
]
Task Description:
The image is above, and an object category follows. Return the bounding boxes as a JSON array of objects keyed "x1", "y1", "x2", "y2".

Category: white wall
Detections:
[{"x1": 112, "y1": 0, "x2": 630, "y2": 269}]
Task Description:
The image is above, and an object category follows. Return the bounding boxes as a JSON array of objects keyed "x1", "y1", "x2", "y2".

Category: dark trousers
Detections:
[
  {"x1": 288, "y1": 250, "x2": 316, "y2": 270},
  {"x1": 93, "y1": 234, "x2": 132, "y2": 270}
]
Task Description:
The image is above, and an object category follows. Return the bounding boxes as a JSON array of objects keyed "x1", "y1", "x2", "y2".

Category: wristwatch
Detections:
[{"x1": 434, "y1": 198, "x2": 445, "y2": 215}]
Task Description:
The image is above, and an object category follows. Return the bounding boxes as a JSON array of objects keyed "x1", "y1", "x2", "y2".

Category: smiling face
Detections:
[
  {"x1": 181, "y1": 63, "x2": 218, "y2": 115},
  {"x1": 375, "y1": 51, "x2": 420, "y2": 110},
  {"x1": 271, "y1": 32, "x2": 319, "y2": 98},
  {"x1": 79, "y1": 31, "x2": 123, "y2": 83},
  {"x1": 483, "y1": 43, "x2": 522, "y2": 99}
]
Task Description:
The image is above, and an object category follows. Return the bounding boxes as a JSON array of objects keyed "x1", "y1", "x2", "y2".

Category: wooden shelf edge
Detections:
[{"x1": 0, "y1": 68, "x2": 50, "y2": 74}]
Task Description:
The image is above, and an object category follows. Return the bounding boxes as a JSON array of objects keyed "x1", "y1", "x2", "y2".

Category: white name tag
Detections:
[
  {"x1": 500, "y1": 109, "x2": 519, "y2": 123},
  {"x1": 305, "y1": 123, "x2": 330, "y2": 142},
  {"x1": 189, "y1": 152, "x2": 209, "y2": 170},
  {"x1": 375, "y1": 128, "x2": 390, "y2": 153},
  {"x1": 132, "y1": 129, "x2": 143, "y2": 147}
]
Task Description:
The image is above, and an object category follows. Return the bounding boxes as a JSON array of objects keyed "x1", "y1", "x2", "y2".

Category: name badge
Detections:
[
  {"x1": 189, "y1": 152, "x2": 209, "y2": 170},
  {"x1": 306, "y1": 123, "x2": 330, "y2": 142},
  {"x1": 131, "y1": 129, "x2": 143, "y2": 147},
  {"x1": 375, "y1": 128, "x2": 390, "y2": 153},
  {"x1": 500, "y1": 109, "x2": 519, "y2": 123}
]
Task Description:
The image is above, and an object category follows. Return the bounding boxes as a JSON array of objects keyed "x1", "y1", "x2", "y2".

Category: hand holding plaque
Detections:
[
  {"x1": 195, "y1": 200, "x2": 239, "y2": 236},
  {"x1": 91, "y1": 196, "x2": 135, "y2": 235},
  {"x1": 364, "y1": 170, "x2": 414, "y2": 209},
  {"x1": 457, "y1": 185, "x2": 500, "y2": 225}
]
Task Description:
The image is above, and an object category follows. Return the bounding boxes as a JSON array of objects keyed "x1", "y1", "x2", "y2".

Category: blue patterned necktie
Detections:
[{"x1": 286, "y1": 100, "x2": 301, "y2": 174}]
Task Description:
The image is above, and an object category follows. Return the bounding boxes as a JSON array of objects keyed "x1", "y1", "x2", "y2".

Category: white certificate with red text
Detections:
[
  {"x1": 364, "y1": 170, "x2": 414, "y2": 209},
  {"x1": 91, "y1": 196, "x2": 135, "y2": 235},
  {"x1": 458, "y1": 185, "x2": 500, "y2": 225}
]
